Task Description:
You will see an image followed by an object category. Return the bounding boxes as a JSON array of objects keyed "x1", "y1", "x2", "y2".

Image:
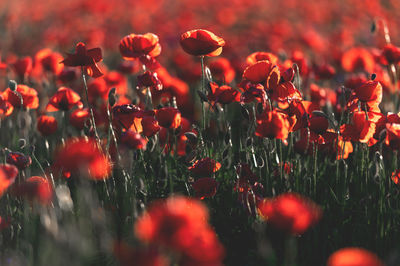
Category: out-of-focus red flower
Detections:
[
  {"x1": 69, "y1": 108, "x2": 90, "y2": 130},
  {"x1": 53, "y1": 138, "x2": 112, "y2": 180},
  {"x1": 0, "y1": 95, "x2": 14, "y2": 117},
  {"x1": 46, "y1": 87, "x2": 83, "y2": 112},
  {"x1": 180, "y1": 29, "x2": 225, "y2": 57},
  {"x1": 141, "y1": 115, "x2": 161, "y2": 137},
  {"x1": 119, "y1": 33, "x2": 161, "y2": 59},
  {"x1": 246, "y1": 52, "x2": 278, "y2": 66},
  {"x1": 341, "y1": 48, "x2": 375, "y2": 73},
  {"x1": 255, "y1": 110, "x2": 291, "y2": 141},
  {"x1": 208, "y1": 58, "x2": 236, "y2": 83},
  {"x1": 37, "y1": 115, "x2": 58, "y2": 136},
  {"x1": 0, "y1": 164, "x2": 18, "y2": 197},
  {"x1": 155, "y1": 107, "x2": 181, "y2": 129},
  {"x1": 6, "y1": 152, "x2": 31, "y2": 170},
  {"x1": 12, "y1": 56, "x2": 32, "y2": 78},
  {"x1": 12, "y1": 176, "x2": 53, "y2": 205},
  {"x1": 314, "y1": 64, "x2": 336, "y2": 80},
  {"x1": 113, "y1": 241, "x2": 169, "y2": 266},
  {"x1": 2, "y1": 85, "x2": 39, "y2": 109},
  {"x1": 120, "y1": 130, "x2": 147, "y2": 150},
  {"x1": 381, "y1": 44, "x2": 400, "y2": 65},
  {"x1": 257, "y1": 193, "x2": 322, "y2": 235},
  {"x1": 192, "y1": 177, "x2": 218, "y2": 199},
  {"x1": 35, "y1": 49, "x2": 64, "y2": 75},
  {"x1": 189, "y1": 158, "x2": 221, "y2": 178},
  {"x1": 291, "y1": 50, "x2": 309, "y2": 76},
  {"x1": 242, "y1": 60, "x2": 280, "y2": 91},
  {"x1": 326, "y1": 247, "x2": 383, "y2": 266},
  {"x1": 61, "y1": 42, "x2": 103, "y2": 78},
  {"x1": 134, "y1": 196, "x2": 224, "y2": 265},
  {"x1": 340, "y1": 111, "x2": 376, "y2": 143}
]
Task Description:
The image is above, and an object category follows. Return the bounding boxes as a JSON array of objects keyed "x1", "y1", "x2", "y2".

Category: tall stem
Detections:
[{"x1": 81, "y1": 66, "x2": 100, "y2": 143}]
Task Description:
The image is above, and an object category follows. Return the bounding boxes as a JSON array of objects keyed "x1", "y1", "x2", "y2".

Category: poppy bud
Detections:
[
  {"x1": 8, "y1": 80, "x2": 17, "y2": 91},
  {"x1": 108, "y1": 87, "x2": 117, "y2": 107}
]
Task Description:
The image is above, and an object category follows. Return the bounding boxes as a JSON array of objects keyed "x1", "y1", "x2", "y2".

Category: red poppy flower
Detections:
[
  {"x1": 120, "y1": 130, "x2": 147, "y2": 150},
  {"x1": 327, "y1": 247, "x2": 383, "y2": 266},
  {"x1": 12, "y1": 56, "x2": 32, "y2": 78},
  {"x1": 180, "y1": 29, "x2": 225, "y2": 57},
  {"x1": 385, "y1": 123, "x2": 400, "y2": 150},
  {"x1": 381, "y1": 44, "x2": 400, "y2": 65},
  {"x1": 391, "y1": 170, "x2": 400, "y2": 185},
  {"x1": 314, "y1": 64, "x2": 336, "y2": 80},
  {"x1": 6, "y1": 152, "x2": 32, "y2": 170},
  {"x1": 141, "y1": 115, "x2": 161, "y2": 137},
  {"x1": 134, "y1": 196, "x2": 224, "y2": 265},
  {"x1": 188, "y1": 158, "x2": 221, "y2": 178},
  {"x1": 242, "y1": 60, "x2": 280, "y2": 91},
  {"x1": 46, "y1": 87, "x2": 83, "y2": 112},
  {"x1": 208, "y1": 57, "x2": 236, "y2": 83},
  {"x1": 2, "y1": 85, "x2": 39, "y2": 109},
  {"x1": 12, "y1": 176, "x2": 53, "y2": 205},
  {"x1": 270, "y1": 81, "x2": 302, "y2": 103},
  {"x1": 308, "y1": 114, "x2": 329, "y2": 135},
  {"x1": 255, "y1": 110, "x2": 291, "y2": 141},
  {"x1": 239, "y1": 82, "x2": 266, "y2": 105},
  {"x1": 119, "y1": 33, "x2": 161, "y2": 59},
  {"x1": 0, "y1": 164, "x2": 18, "y2": 197},
  {"x1": 61, "y1": 42, "x2": 103, "y2": 78},
  {"x1": 352, "y1": 80, "x2": 382, "y2": 110},
  {"x1": 341, "y1": 48, "x2": 375, "y2": 73},
  {"x1": 246, "y1": 52, "x2": 278, "y2": 66},
  {"x1": 37, "y1": 115, "x2": 58, "y2": 136},
  {"x1": 137, "y1": 71, "x2": 163, "y2": 91},
  {"x1": 155, "y1": 107, "x2": 181, "y2": 129},
  {"x1": 257, "y1": 193, "x2": 322, "y2": 235},
  {"x1": 53, "y1": 138, "x2": 112, "y2": 180},
  {"x1": 0, "y1": 95, "x2": 13, "y2": 117},
  {"x1": 35, "y1": 49, "x2": 64, "y2": 75},
  {"x1": 340, "y1": 111, "x2": 376, "y2": 143},
  {"x1": 112, "y1": 104, "x2": 144, "y2": 132},
  {"x1": 69, "y1": 108, "x2": 90, "y2": 130},
  {"x1": 208, "y1": 82, "x2": 239, "y2": 105},
  {"x1": 319, "y1": 130, "x2": 353, "y2": 160},
  {"x1": 192, "y1": 177, "x2": 218, "y2": 199}
]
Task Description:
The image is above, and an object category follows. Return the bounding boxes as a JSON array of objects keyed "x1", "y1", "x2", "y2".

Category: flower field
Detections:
[{"x1": 0, "y1": 0, "x2": 400, "y2": 265}]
